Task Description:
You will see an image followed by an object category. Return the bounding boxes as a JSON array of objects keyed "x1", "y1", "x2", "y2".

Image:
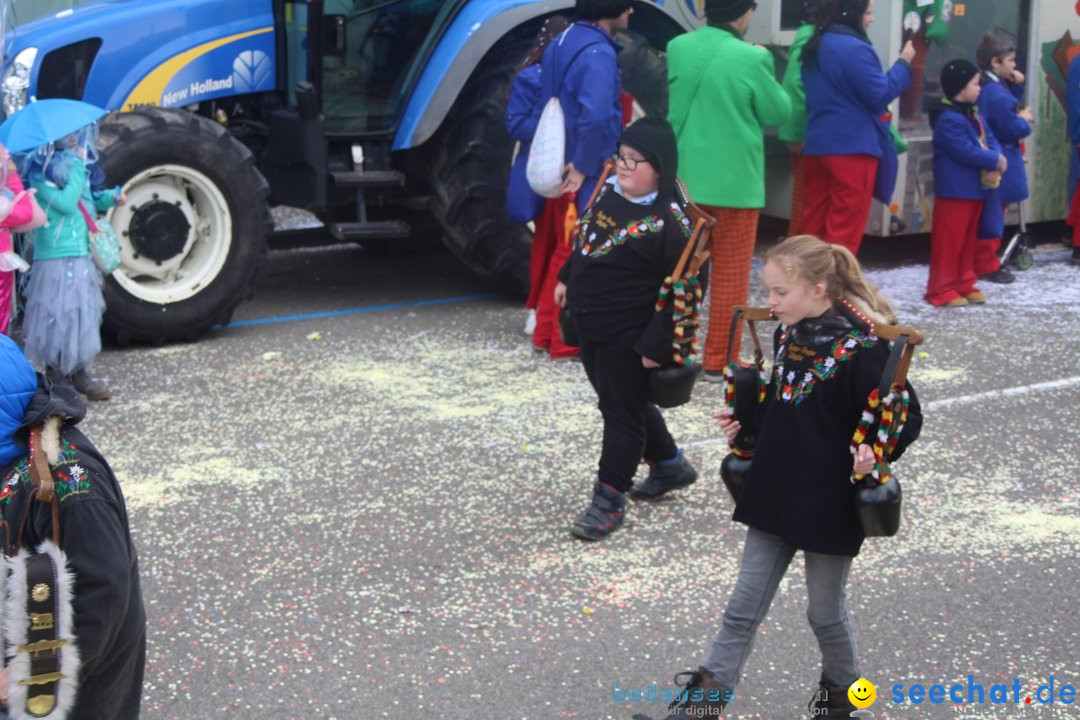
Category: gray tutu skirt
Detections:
[{"x1": 21, "y1": 255, "x2": 104, "y2": 375}]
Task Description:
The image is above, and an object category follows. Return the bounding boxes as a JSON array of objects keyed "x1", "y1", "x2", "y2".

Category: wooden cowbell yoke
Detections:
[
  {"x1": 4, "y1": 420, "x2": 80, "y2": 720},
  {"x1": 721, "y1": 306, "x2": 924, "y2": 538},
  {"x1": 558, "y1": 159, "x2": 715, "y2": 408}
]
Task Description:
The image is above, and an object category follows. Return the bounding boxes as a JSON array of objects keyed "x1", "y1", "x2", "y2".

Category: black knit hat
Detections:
[
  {"x1": 941, "y1": 59, "x2": 980, "y2": 100},
  {"x1": 616, "y1": 115, "x2": 679, "y2": 203},
  {"x1": 575, "y1": 0, "x2": 632, "y2": 20},
  {"x1": 706, "y1": 0, "x2": 756, "y2": 23}
]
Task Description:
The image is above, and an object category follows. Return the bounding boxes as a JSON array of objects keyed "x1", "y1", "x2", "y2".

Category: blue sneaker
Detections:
[{"x1": 628, "y1": 451, "x2": 697, "y2": 501}]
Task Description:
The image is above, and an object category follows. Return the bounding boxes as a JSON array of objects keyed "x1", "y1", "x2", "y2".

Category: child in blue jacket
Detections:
[
  {"x1": 974, "y1": 33, "x2": 1033, "y2": 283},
  {"x1": 925, "y1": 59, "x2": 1006, "y2": 307}
]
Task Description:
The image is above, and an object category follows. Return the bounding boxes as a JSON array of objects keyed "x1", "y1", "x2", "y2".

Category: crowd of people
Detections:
[
  {"x1": 502, "y1": 0, "x2": 1080, "y2": 715},
  {"x1": 0, "y1": 0, "x2": 1076, "y2": 717}
]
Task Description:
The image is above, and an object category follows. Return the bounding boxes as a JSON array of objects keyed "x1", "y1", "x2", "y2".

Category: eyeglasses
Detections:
[{"x1": 614, "y1": 152, "x2": 648, "y2": 170}]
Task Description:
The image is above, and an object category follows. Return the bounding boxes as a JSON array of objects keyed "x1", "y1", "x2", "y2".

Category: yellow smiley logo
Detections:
[{"x1": 848, "y1": 678, "x2": 877, "y2": 709}]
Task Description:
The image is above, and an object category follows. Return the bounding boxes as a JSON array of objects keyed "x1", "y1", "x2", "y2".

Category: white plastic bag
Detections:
[{"x1": 526, "y1": 97, "x2": 566, "y2": 199}]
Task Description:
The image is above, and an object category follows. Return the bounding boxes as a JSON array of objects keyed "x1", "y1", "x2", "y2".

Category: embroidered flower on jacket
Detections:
[{"x1": 773, "y1": 330, "x2": 877, "y2": 405}]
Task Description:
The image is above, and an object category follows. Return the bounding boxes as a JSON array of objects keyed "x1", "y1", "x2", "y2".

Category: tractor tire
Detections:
[
  {"x1": 95, "y1": 108, "x2": 272, "y2": 344},
  {"x1": 428, "y1": 29, "x2": 534, "y2": 296}
]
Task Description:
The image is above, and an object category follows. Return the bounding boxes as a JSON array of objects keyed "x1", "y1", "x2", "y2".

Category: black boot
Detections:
[
  {"x1": 72, "y1": 369, "x2": 112, "y2": 401},
  {"x1": 808, "y1": 680, "x2": 857, "y2": 718},
  {"x1": 570, "y1": 482, "x2": 626, "y2": 541},
  {"x1": 668, "y1": 666, "x2": 731, "y2": 718},
  {"x1": 1071, "y1": 246, "x2": 1080, "y2": 266},
  {"x1": 978, "y1": 267, "x2": 1016, "y2": 284},
  {"x1": 628, "y1": 451, "x2": 697, "y2": 501}
]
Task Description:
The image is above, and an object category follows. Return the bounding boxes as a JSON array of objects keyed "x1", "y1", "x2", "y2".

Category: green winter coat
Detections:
[
  {"x1": 778, "y1": 23, "x2": 816, "y2": 143},
  {"x1": 667, "y1": 25, "x2": 790, "y2": 209},
  {"x1": 29, "y1": 155, "x2": 117, "y2": 261}
]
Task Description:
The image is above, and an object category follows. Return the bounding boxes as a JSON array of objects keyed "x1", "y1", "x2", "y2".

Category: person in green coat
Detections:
[
  {"x1": 667, "y1": 0, "x2": 790, "y2": 379},
  {"x1": 777, "y1": 0, "x2": 824, "y2": 238}
]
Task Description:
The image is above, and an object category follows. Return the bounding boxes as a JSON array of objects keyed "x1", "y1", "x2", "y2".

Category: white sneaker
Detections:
[{"x1": 524, "y1": 309, "x2": 537, "y2": 336}]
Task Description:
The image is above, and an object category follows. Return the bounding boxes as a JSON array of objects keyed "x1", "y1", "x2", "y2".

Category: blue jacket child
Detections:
[
  {"x1": 930, "y1": 101, "x2": 1002, "y2": 200},
  {"x1": 979, "y1": 72, "x2": 1030, "y2": 204}
]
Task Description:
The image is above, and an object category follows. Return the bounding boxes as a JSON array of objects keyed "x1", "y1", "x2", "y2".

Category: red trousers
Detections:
[
  {"x1": 803, "y1": 154, "x2": 878, "y2": 255},
  {"x1": 926, "y1": 198, "x2": 981, "y2": 306},
  {"x1": 974, "y1": 203, "x2": 1007, "y2": 276},
  {"x1": 1068, "y1": 179, "x2": 1080, "y2": 248},
  {"x1": 532, "y1": 195, "x2": 578, "y2": 358},
  {"x1": 787, "y1": 151, "x2": 806, "y2": 238},
  {"x1": 700, "y1": 205, "x2": 760, "y2": 371}
]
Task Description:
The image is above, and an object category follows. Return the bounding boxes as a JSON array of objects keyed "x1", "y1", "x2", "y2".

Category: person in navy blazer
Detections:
[
  {"x1": 974, "y1": 33, "x2": 1033, "y2": 283},
  {"x1": 800, "y1": 0, "x2": 914, "y2": 255},
  {"x1": 925, "y1": 59, "x2": 1007, "y2": 307}
]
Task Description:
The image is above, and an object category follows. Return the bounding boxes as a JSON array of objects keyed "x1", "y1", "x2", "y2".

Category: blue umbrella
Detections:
[{"x1": 0, "y1": 98, "x2": 108, "y2": 154}]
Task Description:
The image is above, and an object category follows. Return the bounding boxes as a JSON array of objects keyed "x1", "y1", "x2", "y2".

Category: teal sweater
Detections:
[{"x1": 29, "y1": 155, "x2": 117, "y2": 261}]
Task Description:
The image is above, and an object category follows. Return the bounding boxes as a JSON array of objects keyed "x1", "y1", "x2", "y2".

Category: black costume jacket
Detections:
[
  {"x1": 733, "y1": 308, "x2": 923, "y2": 556},
  {"x1": 558, "y1": 182, "x2": 693, "y2": 362},
  {"x1": 0, "y1": 380, "x2": 145, "y2": 719}
]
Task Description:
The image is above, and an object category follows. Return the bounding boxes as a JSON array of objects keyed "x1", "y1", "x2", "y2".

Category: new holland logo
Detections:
[{"x1": 233, "y1": 50, "x2": 272, "y2": 93}]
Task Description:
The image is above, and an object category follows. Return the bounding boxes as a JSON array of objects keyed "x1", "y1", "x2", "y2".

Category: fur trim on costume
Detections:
[
  {"x1": 5, "y1": 540, "x2": 81, "y2": 720},
  {"x1": 40, "y1": 417, "x2": 63, "y2": 466},
  {"x1": 843, "y1": 298, "x2": 893, "y2": 331}
]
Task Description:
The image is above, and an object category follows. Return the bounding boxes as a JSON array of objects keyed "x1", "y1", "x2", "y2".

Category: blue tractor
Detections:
[{"x1": 3, "y1": 0, "x2": 701, "y2": 342}]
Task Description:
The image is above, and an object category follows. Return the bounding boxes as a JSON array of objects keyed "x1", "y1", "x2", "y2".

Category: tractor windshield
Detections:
[{"x1": 321, "y1": 0, "x2": 442, "y2": 134}]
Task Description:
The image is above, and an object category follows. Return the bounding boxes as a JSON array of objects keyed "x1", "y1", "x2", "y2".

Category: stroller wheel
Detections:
[{"x1": 1015, "y1": 246, "x2": 1034, "y2": 270}]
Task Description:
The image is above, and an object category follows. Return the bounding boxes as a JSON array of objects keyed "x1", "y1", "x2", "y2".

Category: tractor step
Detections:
[
  {"x1": 328, "y1": 220, "x2": 411, "y2": 241},
  {"x1": 330, "y1": 170, "x2": 406, "y2": 189}
]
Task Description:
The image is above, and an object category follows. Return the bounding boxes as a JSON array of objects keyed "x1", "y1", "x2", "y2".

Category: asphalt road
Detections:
[{"x1": 80, "y1": 233, "x2": 1080, "y2": 720}]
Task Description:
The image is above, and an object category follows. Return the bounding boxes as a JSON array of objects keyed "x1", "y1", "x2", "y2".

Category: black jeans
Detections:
[{"x1": 578, "y1": 337, "x2": 678, "y2": 493}]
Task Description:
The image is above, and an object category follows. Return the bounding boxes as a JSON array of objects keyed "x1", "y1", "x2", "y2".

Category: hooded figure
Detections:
[{"x1": 0, "y1": 335, "x2": 145, "y2": 719}]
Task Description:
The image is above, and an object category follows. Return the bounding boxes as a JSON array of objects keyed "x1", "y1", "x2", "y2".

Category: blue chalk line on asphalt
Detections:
[{"x1": 222, "y1": 292, "x2": 501, "y2": 329}]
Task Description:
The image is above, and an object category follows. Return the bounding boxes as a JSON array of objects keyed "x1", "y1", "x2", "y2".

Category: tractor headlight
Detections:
[{"x1": 2, "y1": 47, "x2": 38, "y2": 118}]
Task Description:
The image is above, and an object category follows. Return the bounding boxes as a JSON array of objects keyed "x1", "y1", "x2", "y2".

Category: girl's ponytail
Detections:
[
  {"x1": 828, "y1": 244, "x2": 898, "y2": 326},
  {"x1": 766, "y1": 235, "x2": 898, "y2": 328}
]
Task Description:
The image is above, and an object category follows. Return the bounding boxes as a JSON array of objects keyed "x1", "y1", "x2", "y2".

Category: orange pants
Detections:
[
  {"x1": 926, "y1": 198, "x2": 981, "y2": 306},
  {"x1": 787, "y1": 151, "x2": 806, "y2": 238},
  {"x1": 700, "y1": 205, "x2": 760, "y2": 372},
  {"x1": 803, "y1": 154, "x2": 877, "y2": 255}
]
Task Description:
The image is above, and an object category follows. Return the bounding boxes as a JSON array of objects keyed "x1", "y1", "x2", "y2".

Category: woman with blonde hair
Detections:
[{"x1": 665, "y1": 235, "x2": 921, "y2": 718}]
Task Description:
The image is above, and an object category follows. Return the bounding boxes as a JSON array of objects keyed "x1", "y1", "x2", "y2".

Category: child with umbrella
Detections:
[{"x1": 0, "y1": 100, "x2": 125, "y2": 400}]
